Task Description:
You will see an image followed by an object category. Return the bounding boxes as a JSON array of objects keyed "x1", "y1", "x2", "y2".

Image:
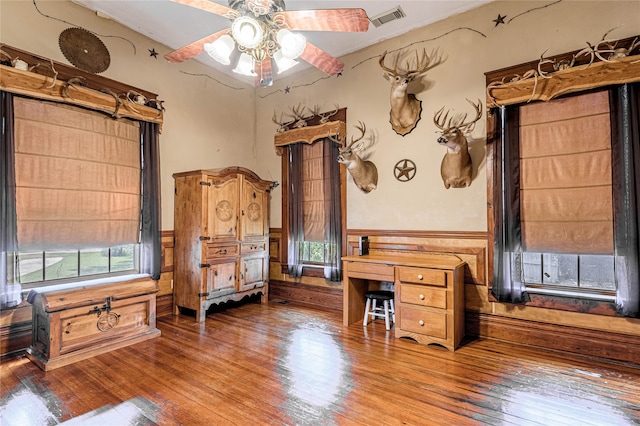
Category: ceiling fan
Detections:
[{"x1": 164, "y1": 0, "x2": 370, "y2": 87}]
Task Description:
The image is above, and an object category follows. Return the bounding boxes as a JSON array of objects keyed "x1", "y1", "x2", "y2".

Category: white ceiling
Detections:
[{"x1": 72, "y1": 0, "x2": 493, "y2": 85}]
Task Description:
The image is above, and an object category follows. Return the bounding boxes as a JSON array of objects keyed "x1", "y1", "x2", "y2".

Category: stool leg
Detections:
[
  {"x1": 383, "y1": 300, "x2": 390, "y2": 330},
  {"x1": 390, "y1": 299, "x2": 395, "y2": 324},
  {"x1": 363, "y1": 297, "x2": 371, "y2": 326},
  {"x1": 371, "y1": 299, "x2": 378, "y2": 322}
]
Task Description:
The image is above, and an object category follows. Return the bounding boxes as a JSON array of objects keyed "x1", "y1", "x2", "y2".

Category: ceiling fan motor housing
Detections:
[{"x1": 229, "y1": 0, "x2": 285, "y2": 16}]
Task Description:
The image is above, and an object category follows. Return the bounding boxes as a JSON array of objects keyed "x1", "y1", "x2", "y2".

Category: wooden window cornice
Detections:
[
  {"x1": 273, "y1": 108, "x2": 347, "y2": 155},
  {"x1": 485, "y1": 35, "x2": 640, "y2": 107},
  {"x1": 0, "y1": 44, "x2": 164, "y2": 127}
]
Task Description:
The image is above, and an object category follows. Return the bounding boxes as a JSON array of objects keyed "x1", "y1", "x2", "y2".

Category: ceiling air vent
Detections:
[{"x1": 370, "y1": 6, "x2": 406, "y2": 28}]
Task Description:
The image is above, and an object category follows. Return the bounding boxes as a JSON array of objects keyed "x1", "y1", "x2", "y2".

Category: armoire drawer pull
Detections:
[
  {"x1": 417, "y1": 274, "x2": 423, "y2": 280},
  {"x1": 419, "y1": 320, "x2": 425, "y2": 326},
  {"x1": 419, "y1": 294, "x2": 425, "y2": 300}
]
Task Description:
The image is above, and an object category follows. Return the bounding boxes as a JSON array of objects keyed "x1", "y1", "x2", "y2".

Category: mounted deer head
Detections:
[
  {"x1": 433, "y1": 99, "x2": 482, "y2": 189},
  {"x1": 331, "y1": 121, "x2": 378, "y2": 193},
  {"x1": 379, "y1": 48, "x2": 441, "y2": 136}
]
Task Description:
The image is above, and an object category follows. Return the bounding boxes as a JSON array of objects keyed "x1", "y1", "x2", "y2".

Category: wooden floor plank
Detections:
[{"x1": 1, "y1": 301, "x2": 639, "y2": 425}]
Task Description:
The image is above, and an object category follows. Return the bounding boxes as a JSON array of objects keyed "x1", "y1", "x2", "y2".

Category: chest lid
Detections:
[{"x1": 27, "y1": 275, "x2": 158, "y2": 313}]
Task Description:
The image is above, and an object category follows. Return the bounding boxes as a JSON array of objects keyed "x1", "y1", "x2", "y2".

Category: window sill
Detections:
[
  {"x1": 280, "y1": 264, "x2": 327, "y2": 278},
  {"x1": 523, "y1": 292, "x2": 619, "y2": 317}
]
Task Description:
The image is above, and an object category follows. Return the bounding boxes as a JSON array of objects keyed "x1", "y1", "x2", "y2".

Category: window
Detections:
[
  {"x1": 1, "y1": 91, "x2": 162, "y2": 307},
  {"x1": 276, "y1": 109, "x2": 347, "y2": 281},
  {"x1": 491, "y1": 84, "x2": 639, "y2": 316},
  {"x1": 15, "y1": 245, "x2": 138, "y2": 284}
]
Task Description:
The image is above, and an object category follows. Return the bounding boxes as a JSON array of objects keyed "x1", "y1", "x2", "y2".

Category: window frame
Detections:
[
  {"x1": 13, "y1": 244, "x2": 141, "y2": 289},
  {"x1": 486, "y1": 42, "x2": 640, "y2": 316},
  {"x1": 278, "y1": 110, "x2": 348, "y2": 279}
]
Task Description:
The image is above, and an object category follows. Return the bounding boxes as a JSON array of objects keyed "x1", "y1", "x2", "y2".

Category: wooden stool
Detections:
[{"x1": 363, "y1": 290, "x2": 395, "y2": 330}]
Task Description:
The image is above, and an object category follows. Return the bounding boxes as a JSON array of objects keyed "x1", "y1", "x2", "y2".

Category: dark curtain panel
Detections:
[
  {"x1": 323, "y1": 138, "x2": 342, "y2": 282},
  {"x1": 1, "y1": 91, "x2": 19, "y2": 307},
  {"x1": 287, "y1": 144, "x2": 304, "y2": 278},
  {"x1": 492, "y1": 105, "x2": 526, "y2": 303},
  {"x1": 1, "y1": 91, "x2": 17, "y2": 252},
  {"x1": 140, "y1": 121, "x2": 162, "y2": 280},
  {"x1": 611, "y1": 83, "x2": 640, "y2": 317}
]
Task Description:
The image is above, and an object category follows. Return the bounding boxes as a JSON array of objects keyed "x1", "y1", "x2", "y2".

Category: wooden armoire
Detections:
[{"x1": 172, "y1": 167, "x2": 273, "y2": 322}]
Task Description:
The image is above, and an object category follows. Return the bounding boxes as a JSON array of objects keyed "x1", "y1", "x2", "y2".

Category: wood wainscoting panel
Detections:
[
  {"x1": 269, "y1": 280, "x2": 342, "y2": 311},
  {"x1": 466, "y1": 312, "x2": 640, "y2": 365},
  {"x1": 156, "y1": 294, "x2": 174, "y2": 318},
  {"x1": 0, "y1": 303, "x2": 32, "y2": 358}
]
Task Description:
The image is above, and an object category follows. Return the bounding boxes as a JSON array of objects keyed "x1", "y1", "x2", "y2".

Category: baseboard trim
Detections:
[{"x1": 467, "y1": 312, "x2": 640, "y2": 365}]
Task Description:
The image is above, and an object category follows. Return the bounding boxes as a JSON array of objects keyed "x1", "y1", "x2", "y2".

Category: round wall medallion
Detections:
[
  {"x1": 97, "y1": 311, "x2": 119, "y2": 332},
  {"x1": 216, "y1": 200, "x2": 234, "y2": 222},
  {"x1": 247, "y1": 202, "x2": 261, "y2": 221},
  {"x1": 59, "y1": 27, "x2": 110, "y2": 74},
  {"x1": 394, "y1": 159, "x2": 417, "y2": 182}
]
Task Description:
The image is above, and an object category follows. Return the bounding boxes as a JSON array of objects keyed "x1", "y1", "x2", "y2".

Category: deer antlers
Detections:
[
  {"x1": 434, "y1": 99, "x2": 483, "y2": 133},
  {"x1": 379, "y1": 48, "x2": 441, "y2": 78}
]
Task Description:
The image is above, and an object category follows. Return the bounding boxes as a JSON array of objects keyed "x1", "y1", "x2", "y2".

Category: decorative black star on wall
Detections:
[
  {"x1": 493, "y1": 14, "x2": 506, "y2": 27},
  {"x1": 284, "y1": 86, "x2": 291, "y2": 94},
  {"x1": 149, "y1": 48, "x2": 158, "y2": 58}
]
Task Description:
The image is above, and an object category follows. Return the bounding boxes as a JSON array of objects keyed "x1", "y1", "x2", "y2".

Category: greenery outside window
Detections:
[{"x1": 14, "y1": 244, "x2": 139, "y2": 286}]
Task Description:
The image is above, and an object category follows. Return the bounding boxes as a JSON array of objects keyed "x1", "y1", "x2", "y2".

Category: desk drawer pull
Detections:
[
  {"x1": 417, "y1": 274, "x2": 423, "y2": 280},
  {"x1": 419, "y1": 294, "x2": 425, "y2": 300},
  {"x1": 419, "y1": 320, "x2": 425, "y2": 326}
]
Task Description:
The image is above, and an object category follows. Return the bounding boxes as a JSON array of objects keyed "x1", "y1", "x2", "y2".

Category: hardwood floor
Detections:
[{"x1": 1, "y1": 299, "x2": 639, "y2": 425}]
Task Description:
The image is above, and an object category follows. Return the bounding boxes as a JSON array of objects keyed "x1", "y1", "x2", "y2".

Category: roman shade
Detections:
[
  {"x1": 13, "y1": 97, "x2": 141, "y2": 250},
  {"x1": 302, "y1": 142, "x2": 325, "y2": 242},
  {"x1": 519, "y1": 91, "x2": 613, "y2": 254}
]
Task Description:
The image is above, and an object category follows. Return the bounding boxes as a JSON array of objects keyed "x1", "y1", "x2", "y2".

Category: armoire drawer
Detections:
[
  {"x1": 241, "y1": 242, "x2": 266, "y2": 254},
  {"x1": 206, "y1": 244, "x2": 239, "y2": 258}
]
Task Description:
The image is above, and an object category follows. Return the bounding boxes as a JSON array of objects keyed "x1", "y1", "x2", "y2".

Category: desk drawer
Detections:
[
  {"x1": 345, "y1": 261, "x2": 394, "y2": 281},
  {"x1": 397, "y1": 267, "x2": 446, "y2": 287},
  {"x1": 400, "y1": 306, "x2": 447, "y2": 339},
  {"x1": 399, "y1": 284, "x2": 446, "y2": 309}
]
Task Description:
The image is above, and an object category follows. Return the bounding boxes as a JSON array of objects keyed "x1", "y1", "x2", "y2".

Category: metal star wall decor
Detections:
[{"x1": 394, "y1": 159, "x2": 416, "y2": 182}]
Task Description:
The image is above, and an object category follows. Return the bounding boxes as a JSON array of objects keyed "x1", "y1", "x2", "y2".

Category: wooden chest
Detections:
[{"x1": 26, "y1": 275, "x2": 161, "y2": 371}]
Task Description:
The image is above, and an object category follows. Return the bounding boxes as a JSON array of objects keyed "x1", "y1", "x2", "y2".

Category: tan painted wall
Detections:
[
  {"x1": 255, "y1": 0, "x2": 640, "y2": 231},
  {"x1": 1, "y1": 0, "x2": 259, "y2": 231},
  {"x1": 4, "y1": 1, "x2": 637, "y2": 232}
]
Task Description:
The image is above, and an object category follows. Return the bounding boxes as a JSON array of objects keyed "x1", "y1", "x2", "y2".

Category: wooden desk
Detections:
[{"x1": 342, "y1": 253, "x2": 466, "y2": 350}]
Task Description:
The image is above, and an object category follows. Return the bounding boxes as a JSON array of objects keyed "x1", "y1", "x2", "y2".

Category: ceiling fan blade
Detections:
[
  {"x1": 281, "y1": 9, "x2": 369, "y2": 32},
  {"x1": 254, "y1": 57, "x2": 273, "y2": 87},
  {"x1": 164, "y1": 29, "x2": 227, "y2": 63},
  {"x1": 170, "y1": 0, "x2": 234, "y2": 17},
  {"x1": 299, "y1": 42, "x2": 344, "y2": 76}
]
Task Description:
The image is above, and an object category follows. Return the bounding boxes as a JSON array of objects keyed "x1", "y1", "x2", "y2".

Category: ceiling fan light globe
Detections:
[
  {"x1": 204, "y1": 35, "x2": 235, "y2": 65},
  {"x1": 233, "y1": 53, "x2": 257, "y2": 76},
  {"x1": 274, "y1": 49, "x2": 298, "y2": 74},
  {"x1": 276, "y1": 29, "x2": 306, "y2": 59},
  {"x1": 232, "y1": 16, "x2": 264, "y2": 49}
]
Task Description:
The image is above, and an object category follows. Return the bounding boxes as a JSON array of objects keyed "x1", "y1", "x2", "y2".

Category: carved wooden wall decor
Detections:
[
  {"x1": 0, "y1": 44, "x2": 164, "y2": 126},
  {"x1": 486, "y1": 36, "x2": 640, "y2": 107}
]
